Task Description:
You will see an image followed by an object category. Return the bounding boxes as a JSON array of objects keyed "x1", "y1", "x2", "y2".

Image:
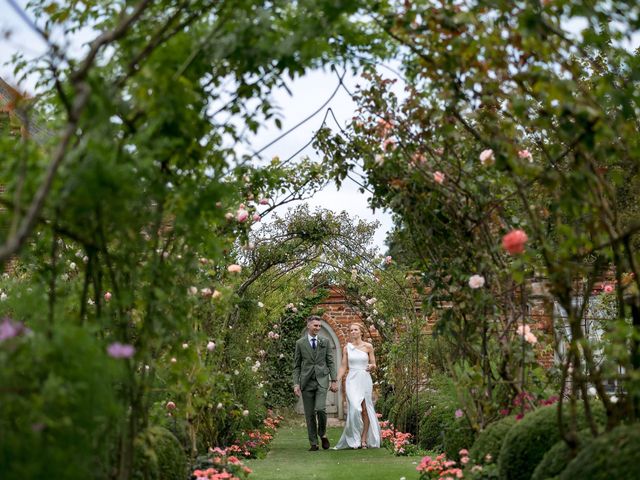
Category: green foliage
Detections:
[
  {"x1": 531, "y1": 429, "x2": 594, "y2": 480},
  {"x1": 469, "y1": 416, "x2": 516, "y2": 465},
  {"x1": 559, "y1": 424, "x2": 640, "y2": 480},
  {"x1": 498, "y1": 404, "x2": 606, "y2": 480},
  {"x1": 132, "y1": 426, "x2": 188, "y2": 480},
  {"x1": 444, "y1": 419, "x2": 476, "y2": 461},
  {"x1": 0, "y1": 323, "x2": 122, "y2": 480},
  {"x1": 415, "y1": 376, "x2": 475, "y2": 460}
]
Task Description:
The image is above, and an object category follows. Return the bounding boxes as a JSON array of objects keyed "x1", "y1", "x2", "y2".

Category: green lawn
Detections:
[{"x1": 246, "y1": 419, "x2": 420, "y2": 480}]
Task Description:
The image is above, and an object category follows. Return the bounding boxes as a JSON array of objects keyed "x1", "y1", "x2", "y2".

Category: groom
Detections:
[{"x1": 293, "y1": 315, "x2": 338, "y2": 451}]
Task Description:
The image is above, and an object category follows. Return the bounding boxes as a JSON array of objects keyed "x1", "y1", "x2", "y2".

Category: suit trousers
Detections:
[{"x1": 301, "y1": 375, "x2": 328, "y2": 446}]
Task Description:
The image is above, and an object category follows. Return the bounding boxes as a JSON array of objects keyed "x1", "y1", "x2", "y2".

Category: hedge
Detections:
[
  {"x1": 559, "y1": 424, "x2": 640, "y2": 480},
  {"x1": 133, "y1": 426, "x2": 188, "y2": 480},
  {"x1": 498, "y1": 403, "x2": 605, "y2": 480},
  {"x1": 531, "y1": 429, "x2": 594, "y2": 480},
  {"x1": 469, "y1": 416, "x2": 516, "y2": 465}
]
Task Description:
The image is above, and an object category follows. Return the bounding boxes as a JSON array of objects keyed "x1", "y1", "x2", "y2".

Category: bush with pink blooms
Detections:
[
  {"x1": 416, "y1": 449, "x2": 499, "y2": 480},
  {"x1": 380, "y1": 418, "x2": 420, "y2": 456}
]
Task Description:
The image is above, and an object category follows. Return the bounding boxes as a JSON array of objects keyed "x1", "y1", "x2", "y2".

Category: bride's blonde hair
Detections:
[{"x1": 349, "y1": 323, "x2": 365, "y2": 338}]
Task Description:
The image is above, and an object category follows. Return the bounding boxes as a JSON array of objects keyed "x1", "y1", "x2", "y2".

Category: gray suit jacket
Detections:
[{"x1": 292, "y1": 335, "x2": 336, "y2": 389}]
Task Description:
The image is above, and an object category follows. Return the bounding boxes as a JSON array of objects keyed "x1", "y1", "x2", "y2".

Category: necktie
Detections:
[{"x1": 311, "y1": 338, "x2": 317, "y2": 350}]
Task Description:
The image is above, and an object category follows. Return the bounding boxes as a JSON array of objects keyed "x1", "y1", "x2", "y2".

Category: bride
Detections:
[{"x1": 334, "y1": 323, "x2": 381, "y2": 449}]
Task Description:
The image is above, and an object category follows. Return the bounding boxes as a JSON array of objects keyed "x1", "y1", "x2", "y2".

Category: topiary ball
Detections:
[
  {"x1": 133, "y1": 426, "x2": 187, "y2": 480},
  {"x1": 418, "y1": 403, "x2": 454, "y2": 451},
  {"x1": 469, "y1": 416, "x2": 516, "y2": 465},
  {"x1": 531, "y1": 429, "x2": 594, "y2": 480},
  {"x1": 559, "y1": 424, "x2": 640, "y2": 480},
  {"x1": 498, "y1": 403, "x2": 605, "y2": 480},
  {"x1": 444, "y1": 419, "x2": 476, "y2": 461}
]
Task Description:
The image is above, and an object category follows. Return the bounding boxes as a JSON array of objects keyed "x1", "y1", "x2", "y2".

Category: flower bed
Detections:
[
  {"x1": 380, "y1": 417, "x2": 418, "y2": 455},
  {"x1": 191, "y1": 410, "x2": 283, "y2": 479}
]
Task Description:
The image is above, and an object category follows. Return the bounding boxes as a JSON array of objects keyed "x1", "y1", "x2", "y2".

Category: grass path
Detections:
[{"x1": 246, "y1": 419, "x2": 419, "y2": 480}]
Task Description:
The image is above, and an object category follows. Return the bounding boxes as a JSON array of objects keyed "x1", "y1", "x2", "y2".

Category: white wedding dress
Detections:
[{"x1": 334, "y1": 343, "x2": 381, "y2": 449}]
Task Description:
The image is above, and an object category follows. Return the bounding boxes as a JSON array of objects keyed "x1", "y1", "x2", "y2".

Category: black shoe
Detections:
[
  {"x1": 321, "y1": 437, "x2": 330, "y2": 450},
  {"x1": 309, "y1": 445, "x2": 319, "y2": 451}
]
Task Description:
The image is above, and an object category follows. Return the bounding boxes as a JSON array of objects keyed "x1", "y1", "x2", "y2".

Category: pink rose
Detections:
[
  {"x1": 479, "y1": 149, "x2": 495, "y2": 166},
  {"x1": 252, "y1": 213, "x2": 261, "y2": 222},
  {"x1": 104, "y1": 291, "x2": 112, "y2": 302},
  {"x1": 166, "y1": 401, "x2": 176, "y2": 410},
  {"x1": 455, "y1": 409, "x2": 464, "y2": 418},
  {"x1": 107, "y1": 342, "x2": 135, "y2": 359},
  {"x1": 236, "y1": 208, "x2": 249, "y2": 222},
  {"x1": 502, "y1": 229, "x2": 528, "y2": 255},
  {"x1": 468, "y1": 274, "x2": 485, "y2": 289},
  {"x1": 518, "y1": 149, "x2": 533, "y2": 162},
  {"x1": 433, "y1": 171, "x2": 445, "y2": 184},
  {"x1": 227, "y1": 264, "x2": 242, "y2": 273},
  {"x1": 258, "y1": 198, "x2": 269, "y2": 205},
  {"x1": 603, "y1": 284, "x2": 614, "y2": 293}
]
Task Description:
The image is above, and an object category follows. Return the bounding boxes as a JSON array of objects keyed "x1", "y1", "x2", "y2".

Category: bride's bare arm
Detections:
[
  {"x1": 337, "y1": 345, "x2": 348, "y2": 382},
  {"x1": 367, "y1": 343, "x2": 377, "y2": 370}
]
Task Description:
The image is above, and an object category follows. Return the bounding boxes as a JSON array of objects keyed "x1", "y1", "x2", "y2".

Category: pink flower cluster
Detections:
[
  {"x1": 380, "y1": 419, "x2": 413, "y2": 455},
  {"x1": 192, "y1": 452, "x2": 252, "y2": 480},
  {"x1": 515, "y1": 324, "x2": 537, "y2": 344},
  {"x1": 500, "y1": 392, "x2": 558, "y2": 420},
  {"x1": 0, "y1": 318, "x2": 30, "y2": 342},
  {"x1": 192, "y1": 412, "x2": 282, "y2": 480},
  {"x1": 416, "y1": 451, "x2": 465, "y2": 479}
]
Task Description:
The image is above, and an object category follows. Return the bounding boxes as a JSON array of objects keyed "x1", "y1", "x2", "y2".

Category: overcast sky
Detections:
[{"x1": 0, "y1": 1, "x2": 396, "y2": 252}]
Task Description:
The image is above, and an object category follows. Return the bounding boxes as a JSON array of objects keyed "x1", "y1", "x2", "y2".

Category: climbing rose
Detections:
[
  {"x1": 188, "y1": 286, "x2": 198, "y2": 296},
  {"x1": 374, "y1": 154, "x2": 385, "y2": 166},
  {"x1": 212, "y1": 290, "x2": 222, "y2": 299},
  {"x1": 603, "y1": 284, "x2": 614, "y2": 293},
  {"x1": 468, "y1": 275, "x2": 485, "y2": 289},
  {"x1": 0, "y1": 318, "x2": 30, "y2": 341},
  {"x1": 258, "y1": 198, "x2": 269, "y2": 205},
  {"x1": 433, "y1": 171, "x2": 445, "y2": 184},
  {"x1": 502, "y1": 229, "x2": 528, "y2": 255},
  {"x1": 384, "y1": 255, "x2": 393, "y2": 265},
  {"x1": 236, "y1": 208, "x2": 249, "y2": 222},
  {"x1": 107, "y1": 342, "x2": 135, "y2": 359},
  {"x1": 166, "y1": 401, "x2": 176, "y2": 410},
  {"x1": 518, "y1": 149, "x2": 533, "y2": 162},
  {"x1": 252, "y1": 213, "x2": 261, "y2": 222},
  {"x1": 104, "y1": 291, "x2": 112, "y2": 302},
  {"x1": 207, "y1": 341, "x2": 216, "y2": 351},
  {"x1": 224, "y1": 212, "x2": 234, "y2": 221},
  {"x1": 227, "y1": 264, "x2": 242, "y2": 273},
  {"x1": 411, "y1": 152, "x2": 426, "y2": 165},
  {"x1": 455, "y1": 409, "x2": 464, "y2": 418},
  {"x1": 479, "y1": 149, "x2": 494, "y2": 166},
  {"x1": 200, "y1": 287, "x2": 212, "y2": 297},
  {"x1": 242, "y1": 409, "x2": 250, "y2": 417}
]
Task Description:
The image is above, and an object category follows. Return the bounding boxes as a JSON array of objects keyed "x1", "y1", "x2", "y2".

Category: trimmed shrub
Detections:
[
  {"x1": 559, "y1": 424, "x2": 640, "y2": 480},
  {"x1": 498, "y1": 403, "x2": 605, "y2": 480},
  {"x1": 133, "y1": 426, "x2": 187, "y2": 480},
  {"x1": 444, "y1": 419, "x2": 475, "y2": 461},
  {"x1": 418, "y1": 402, "x2": 453, "y2": 451},
  {"x1": 531, "y1": 429, "x2": 594, "y2": 480},
  {"x1": 469, "y1": 416, "x2": 516, "y2": 465}
]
